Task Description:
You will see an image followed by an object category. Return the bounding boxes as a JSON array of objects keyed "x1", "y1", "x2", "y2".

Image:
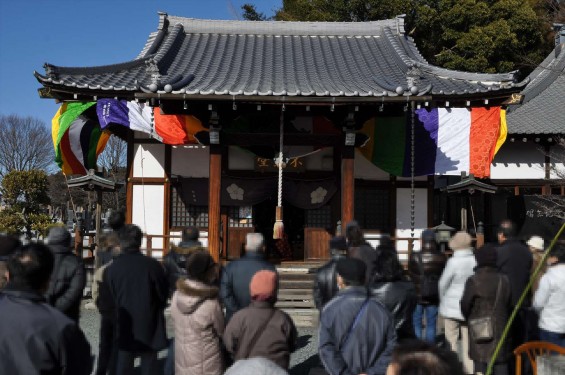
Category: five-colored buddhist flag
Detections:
[
  {"x1": 52, "y1": 102, "x2": 110, "y2": 175},
  {"x1": 96, "y1": 99, "x2": 154, "y2": 135},
  {"x1": 153, "y1": 110, "x2": 207, "y2": 145},
  {"x1": 359, "y1": 107, "x2": 505, "y2": 178}
]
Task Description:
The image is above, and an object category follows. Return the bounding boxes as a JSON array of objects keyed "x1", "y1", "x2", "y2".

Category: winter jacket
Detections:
[
  {"x1": 163, "y1": 240, "x2": 203, "y2": 296},
  {"x1": 438, "y1": 248, "x2": 476, "y2": 321},
  {"x1": 219, "y1": 252, "x2": 276, "y2": 321},
  {"x1": 171, "y1": 278, "x2": 224, "y2": 375},
  {"x1": 319, "y1": 286, "x2": 396, "y2": 375},
  {"x1": 0, "y1": 288, "x2": 92, "y2": 375},
  {"x1": 45, "y1": 244, "x2": 86, "y2": 322},
  {"x1": 223, "y1": 300, "x2": 297, "y2": 369},
  {"x1": 313, "y1": 255, "x2": 344, "y2": 310},
  {"x1": 460, "y1": 267, "x2": 512, "y2": 363},
  {"x1": 104, "y1": 250, "x2": 169, "y2": 352},
  {"x1": 370, "y1": 280, "x2": 417, "y2": 341},
  {"x1": 408, "y1": 249, "x2": 447, "y2": 305},
  {"x1": 496, "y1": 239, "x2": 532, "y2": 306},
  {"x1": 533, "y1": 263, "x2": 565, "y2": 334},
  {"x1": 348, "y1": 244, "x2": 378, "y2": 285}
]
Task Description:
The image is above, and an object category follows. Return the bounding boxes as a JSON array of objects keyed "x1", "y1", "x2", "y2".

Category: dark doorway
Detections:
[{"x1": 253, "y1": 199, "x2": 305, "y2": 260}]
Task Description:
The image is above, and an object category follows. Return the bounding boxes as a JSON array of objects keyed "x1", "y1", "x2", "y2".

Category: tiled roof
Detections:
[
  {"x1": 506, "y1": 43, "x2": 565, "y2": 135},
  {"x1": 35, "y1": 13, "x2": 525, "y2": 101}
]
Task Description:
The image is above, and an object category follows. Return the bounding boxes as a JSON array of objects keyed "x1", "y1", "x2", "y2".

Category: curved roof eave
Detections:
[{"x1": 35, "y1": 13, "x2": 525, "y2": 101}]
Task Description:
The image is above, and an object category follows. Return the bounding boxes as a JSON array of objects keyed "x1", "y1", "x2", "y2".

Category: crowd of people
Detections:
[{"x1": 0, "y1": 214, "x2": 563, "y2": 375}]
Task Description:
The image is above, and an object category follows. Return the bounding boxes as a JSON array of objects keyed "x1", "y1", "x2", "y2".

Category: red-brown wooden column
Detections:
[
  {"x1": 208, "y1": 144, "x2": 222, "y2": 262},
  {"x1": 341, "y1": 147, "x2": 355, "y2": 234}
]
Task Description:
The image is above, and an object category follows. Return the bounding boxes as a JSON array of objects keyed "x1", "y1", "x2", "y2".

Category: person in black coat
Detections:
[
  {"x1": 0, "y1": 243, "x2": 92, "y2": 375},
  {"x1": 104, "y1": 224, "x2": 169, "y2": 375},
  {"x1": 408, "y1": 229, "x2": 447, "y2": 343},
  {"x1": 345, "y1": 220, "x2": 378, "y2": 284},
  {"x1": 162, "y1": 225, "x2": 203, "y2": 296},
  {"x1": 461, "y1": 244, "x2": 512, "y2": 375},
  {"x1": 496, "y1": 219, "x2": 533, "y2": 353},
  {"x1": 219, "y1": 232, "x2": 276, "y2": 322},
  {"x1": 370, "y1": 238, "x2": 417, "y2": 341},
  {"x1": 45, "y1": 226, "x2": 86, "y2": 323},
  {"x1": 319, "y1": 258, "x2": 396, "y2": 375},
  {"x1": 313, "y1": 236, "x2": 347, "y2": 311}
]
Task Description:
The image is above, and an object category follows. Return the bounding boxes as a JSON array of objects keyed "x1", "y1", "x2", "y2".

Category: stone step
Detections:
[
  {"x1": 277, "y1": 272, "x2": 316, "y2": 281},
  {"x1": 276, "y1": 300, "x2": 315, "y2": 308},
  {"x1": 282, "y1": 308, "x2": 319, "y2": 327},
  {"x1": 280, "y1": 279, "x2": 315, "y2": 289}
]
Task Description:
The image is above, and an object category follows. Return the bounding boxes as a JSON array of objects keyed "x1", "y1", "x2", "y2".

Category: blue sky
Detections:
[{"x1": 0, "y1": 0, "x2": 281, "y2": 128}]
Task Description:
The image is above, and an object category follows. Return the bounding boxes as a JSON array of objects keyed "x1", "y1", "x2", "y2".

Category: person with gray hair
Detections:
[{"x1": 220, "y1": 232, "x2": 276, "y2": 322}]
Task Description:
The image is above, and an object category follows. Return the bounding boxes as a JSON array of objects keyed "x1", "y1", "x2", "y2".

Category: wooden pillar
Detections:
[
  {"x1": 208, "y1": 144, "x2": 222, "y2": 262},
  {"x1": 341, "y1": 147, "x2": 355, "y2": 233}
]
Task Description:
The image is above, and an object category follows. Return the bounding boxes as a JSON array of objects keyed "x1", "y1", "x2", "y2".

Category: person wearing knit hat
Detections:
[
  {"x1": 319, "y1": 257, "x2": 396, "y2": 375},
  {"x1": 171, "y1": 251, "x2": 224, "y2": 375},
  {"x1": 224, "y1": 270, "x2": 297, "y2": 370},
  {"x1": 527, "y1": 235, "x2": 546, "y2": 294},
  {"x1": 438, "y1": 231, "x2": 476, "y2": 374},
  {"x1": 45, "y1": 226, "x2": 86, "y2": 323},
  {"x1": 0, "y1": 234, "x2": 22, "y2": 290},
  {"x1": 220, "y1": 232, "x2": 276, "y2": 322},
  {"x1": 313, "y1": 236, "x2": 347, "y2": 311},
  {"x1": 249, "y1": 270, "x2": 278, "y2": 302},
  {"x1": 448, "y1": 231, "x2": 473, "y2": 251},
  {"x1": 461, "y1": 243, "x2": 512, "y2": 375}
]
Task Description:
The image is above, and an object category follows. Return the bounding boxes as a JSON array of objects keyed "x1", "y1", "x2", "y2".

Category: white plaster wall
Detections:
[
  {"x1": 132, "y1": 184, "x2": 164, "y2": 250},
  {"x1": 395, "y1": 188, "x2": 428, "y2": 253},
  {"x1": 354, "y1": 149, "x2": 390, "y2": 180},
  {"x1": 171, "y1": 146, "x2": 210, "y2": 177},
  {"x1": 550, "y1": 144, "x2": 565, "y2": 180},
  {"x1": 133, "y1": 144, "x2": 165, "y2": 178},
  {"x1": 491, "y1": 142, "x2": 545, "y2": 179}
]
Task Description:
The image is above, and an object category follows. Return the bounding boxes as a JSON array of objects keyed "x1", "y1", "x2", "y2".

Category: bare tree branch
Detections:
[{"x1": 0, "y1": 115, "x2": 54, "y2": 176}]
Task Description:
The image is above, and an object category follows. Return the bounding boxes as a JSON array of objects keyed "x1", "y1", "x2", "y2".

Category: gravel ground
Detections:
[{"x1": 79, "y1": 300, "x2": 321, "y2": 375}]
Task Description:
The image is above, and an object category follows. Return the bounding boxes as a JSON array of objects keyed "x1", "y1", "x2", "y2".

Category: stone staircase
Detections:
[{"x1": 275, "y1": 262, "x2": 322, "y2": 327}]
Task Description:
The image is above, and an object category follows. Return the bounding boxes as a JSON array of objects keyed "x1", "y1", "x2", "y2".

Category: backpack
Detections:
[{"x1": 415, "y1": 252, "x2": 439, "y2": 300}]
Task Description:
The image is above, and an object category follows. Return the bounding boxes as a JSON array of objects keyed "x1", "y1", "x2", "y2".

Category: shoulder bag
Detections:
[
  {"x1": 236, "y1": 308, "x2": 276, "y2": 359},
  {"x1": 338, "y1": 297, "x2": 370, "y2": 351},
  {"x1": 468, "y1": 277, "x2": 502, "y2": 344}
]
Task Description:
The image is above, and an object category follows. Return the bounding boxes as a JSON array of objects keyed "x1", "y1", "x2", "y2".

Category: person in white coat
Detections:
[
  {"x1": 438, "y1": 231, "x2": 476, "y2": 374},
  {"x1": 533, "y1": 244, "x2": 565, "y2": 347}
]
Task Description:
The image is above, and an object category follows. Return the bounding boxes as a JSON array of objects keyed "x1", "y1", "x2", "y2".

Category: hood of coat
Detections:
[{"x1": 175, "y1": 277, "x2": 218, "y2": 314}]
